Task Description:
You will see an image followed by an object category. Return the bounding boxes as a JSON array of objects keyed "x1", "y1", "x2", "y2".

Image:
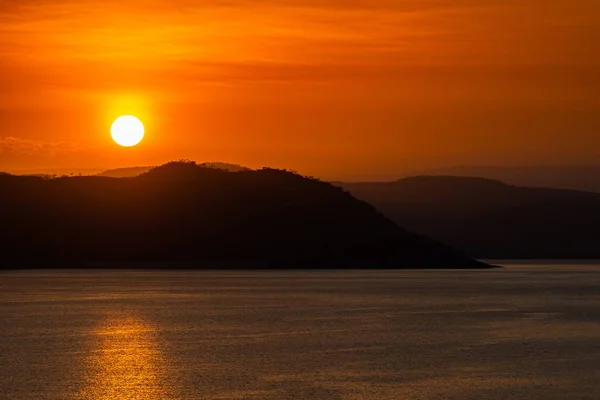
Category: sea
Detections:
[{"x1": 1, "y1": 264, "x2": 599, "y2": 399}]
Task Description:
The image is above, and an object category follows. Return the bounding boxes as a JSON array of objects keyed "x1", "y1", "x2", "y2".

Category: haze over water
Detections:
[{"x1": 1, "y1": 265, "x2": 599, "y2": 399}]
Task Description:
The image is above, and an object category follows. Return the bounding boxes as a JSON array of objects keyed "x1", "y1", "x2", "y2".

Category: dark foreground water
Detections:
[{"x1": 1, "y1": 265, "x2": 599, "y2": 399}]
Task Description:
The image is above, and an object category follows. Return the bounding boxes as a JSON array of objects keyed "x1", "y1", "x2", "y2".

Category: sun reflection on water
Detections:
[{"x1": 80, "y1": 316, "x2": 174, "y2": 399}]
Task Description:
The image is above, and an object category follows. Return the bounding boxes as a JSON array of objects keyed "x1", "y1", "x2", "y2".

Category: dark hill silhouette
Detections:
[
  {"x1": 412, "y1": 165, "x2": 600, "y2": 193},
  {"x1": 337, "y1": 176, "x2": 600, "y2": 259},
  {"x1": 0, "y1": 162, "x2": 489, "y2": 269},
  {"x1": 98, "y1": 162, "x2": 250, "y2": 178}
]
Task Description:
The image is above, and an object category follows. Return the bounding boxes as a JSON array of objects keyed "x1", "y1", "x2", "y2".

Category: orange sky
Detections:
[{"x1": 1, "y1": 0, "x2": 599, "y2": 179}]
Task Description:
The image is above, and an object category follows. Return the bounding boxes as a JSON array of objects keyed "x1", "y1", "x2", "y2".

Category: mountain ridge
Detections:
[
  {"x1": 97, "y1": 162, "x2": 250, "y2": 178},
  {"x1": 410, "y1": 165, "x2": 600, "y2": 193},
  {"x1": 0, "y1": 162, "x2": 489, "y2": 269},
  {"x1": 337, "y1": 176, "x2": 600, "y2": 259}
]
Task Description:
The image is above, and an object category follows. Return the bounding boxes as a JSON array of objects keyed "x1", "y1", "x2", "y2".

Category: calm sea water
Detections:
[{"x1": 1, "y1": 265, "x2": 599, "y2": 399}]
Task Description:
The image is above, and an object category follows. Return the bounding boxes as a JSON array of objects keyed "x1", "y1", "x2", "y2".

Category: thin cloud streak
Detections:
[
  {"x1": 2, "y1": 0, "x2": 598, "y2": 99},
  {"x1": 0, "y1": 136, "x2": 81, "y2": 156}
]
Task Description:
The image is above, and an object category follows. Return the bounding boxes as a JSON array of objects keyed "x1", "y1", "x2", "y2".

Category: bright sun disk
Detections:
[{"x1": 111, "y1": 115, "x2": 144, "y2": 147}]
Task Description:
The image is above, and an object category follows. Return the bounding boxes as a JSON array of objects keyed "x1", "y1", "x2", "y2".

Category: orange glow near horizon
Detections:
[{"x1": 1, "y1": 1, "x2": 600, "y2": 179}]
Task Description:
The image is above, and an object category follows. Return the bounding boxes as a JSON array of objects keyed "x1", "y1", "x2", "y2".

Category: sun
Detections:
[{"x1": 111, "y1": 115, "x2": 144, "y2": 147}]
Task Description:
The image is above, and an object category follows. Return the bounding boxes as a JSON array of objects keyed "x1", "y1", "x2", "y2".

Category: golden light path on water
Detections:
[{"x1": 80, "y1": 316, "x2": 173, "y2": 399}]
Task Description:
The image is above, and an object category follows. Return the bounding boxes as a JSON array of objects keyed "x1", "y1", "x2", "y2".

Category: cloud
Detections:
[
  {"x1": 0, "y1": 136, "x2": 80, "y2": 157},
  {"x1": 2, "y1": 0, "x2": 598, "y2": 98}
]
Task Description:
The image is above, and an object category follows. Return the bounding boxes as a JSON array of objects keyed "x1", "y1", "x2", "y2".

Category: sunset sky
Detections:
[{"x1": 1, "y1": 0, "x2": 599, "y2": 179}]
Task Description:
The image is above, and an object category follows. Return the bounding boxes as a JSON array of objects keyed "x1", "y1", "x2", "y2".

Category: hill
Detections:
[
  {"x1": 0, "y1": 162, "x2": 488, "y2": 269},
  {"x1": 337, "y1": 176, "x2": 600, "y2": 259},
  {"x1": 96, "y1": 166, "x2": 155, "y2": 178},
  {"x1": 413, "y1": 165, "x2": 600, "y2": 193},
  {"x1": 97, "y1": 162, "x2": 250, "y2": 178}
]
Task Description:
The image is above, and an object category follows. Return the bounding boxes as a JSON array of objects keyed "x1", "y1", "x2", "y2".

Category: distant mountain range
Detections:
[
  {"x1": 337, "y1": 176, "x2": 600, "y2": 259},
  {"x1": 0, "y1": 162, "x2": 488, "y2": 269},
  {"x1": 2, "y1": 162, "x2": 250, "y2": 179},
  {"x1": 4, "y1": 167, "x2": 105, "y2": 177},
  {"x1": 4, "y1": 161, "x2": 597, "y2": 261},
  {"x1": 6, "y1": 164, "x2": 600, "y2": 193},
  {"x1": 96, "y1": 162, "x2": 250, "y2": 177},
  {"x1": 410, "y1": 165, "x2": 600, "y2": 193}
]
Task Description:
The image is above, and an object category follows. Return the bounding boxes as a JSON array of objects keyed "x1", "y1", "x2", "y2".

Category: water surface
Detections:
[{"x1": 1, "y1": 265, "x2": 599, "y2": 399}]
